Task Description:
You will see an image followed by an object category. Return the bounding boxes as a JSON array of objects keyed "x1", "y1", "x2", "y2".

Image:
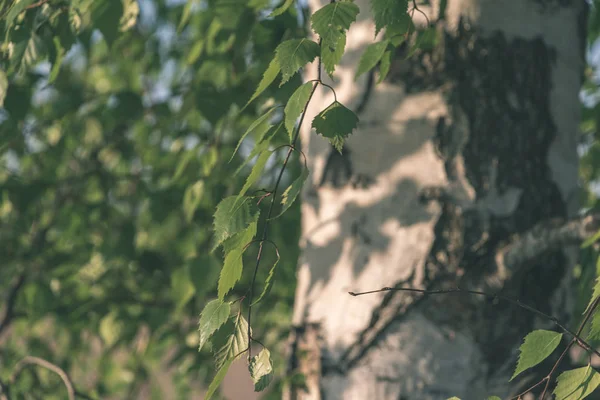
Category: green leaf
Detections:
[
  {"x1": 235, "y1": 123, "x2": 283, "y2": 175},
  {"x1": 0, "y1": 70, "x2": 7, "y2": 108},
  {"x1": 249, "y1": 348, "x2": 274, "y2": 392},
  {"x1": 486, "y1": 397, "x2": 502, "y2": 400},
  {"x1": 99, "y1": 311, "x2": 124, "y2": 347},
  {"x1": 204, "y1": 358, "x2": 233, "y2": 400},
  {"x1": 171, "y1": 266, "x2": 196, "y2": 311},
  {"x1": 446, "y1": 398, "x2": 461, "y2": 400},
  {"x1": 321, "y1": 33, "x2": 346, "y2": 77},
  {"x1": 251, "y1": 255, "x2": 280, "y2": 306},
  {"x1": 212, "y1": 196, "x2": 259, "y2": 251},
  {"x1": 91, "y1": 0, "x2": 124, "y2": 47},
  {"x1": 183, "y1": 180, "x2": 205, "y2": 223},
  {"x1": 584, "y1": 276, "x2": 600, "y2": 315},
  {"x1": 218, "y1": 219, "x2": 258, "y2": 299},
  {"x1": 274, "y1": 167, "x2": 308, "y2": 219},
  {"x1": 198, "y1": 299, "x2": 231, "y2": 352},
  {"x1": 370, "y1": 0, "x2": 410, "y2": 36},
  {"x1": 215, "y1": 313, "x2": 249, "y2": 369},
  {"x1": 511, "y1": 330, "x2": 563, "y2": 381},
  {"x1": 582, "y1": 230, "x2": 600, "y2": 248},
  {"x1": 378, "y1": 50, "x2": 392, "y2": 83},
  {"x1": 238, "y1": 151, "x2": 272, "y2": 198},
  {"x1": 179, "y1": 0, "x2": 194, "y2": 31},
  {"x1": 275, "y1": 39, "x2": 320, "y2": 86},
  {"x1": 285, "y1": 82, "x2": 314, "y2": 140},
  {"x1": 356, "y1": 40, "x2": 389, "y2": 79},
  {"x1": 5, "y1": 0, "x2": 35, "y2": 29},
  {"x1": 245, "y1": 58, "x2": 281, "y2": 108},
  {"x1": 589, "y1": 309, "x2": 600, "y2": 341},
  {"x1": 48, "y1": 37, "x2": 65, "y2": 84},
  {"x1": 310, "y1": 1, "x2": 358, "y2": 75},
  {"x1": 310, "y1": 1, "x2": 359, "y2": 40},
  {"x1": 554, "y1": 366, "x2": 600, "y2": 400},
  {"x1": 120, "y1": 0, "x2": 139, "y2": 31},
  {"x1": 312, "y1": 101, "x2": 359, "y2": 151},
  {"x1": 269, "y1": 0, "x2": 295, "y2": 17},
  {"x1": 9, "y1": 30, "x2": 43, "y2": 76},
  {"x1": 232, "y1": 107, "x2": 278, "y2": 161}
]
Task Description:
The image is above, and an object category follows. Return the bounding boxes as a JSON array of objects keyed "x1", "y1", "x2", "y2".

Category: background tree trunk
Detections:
[{"x1": 286, "y1": 0, "x2": 589, "y2": 399}]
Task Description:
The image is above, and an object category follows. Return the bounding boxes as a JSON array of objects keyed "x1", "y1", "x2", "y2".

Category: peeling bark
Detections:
[{"x1": 286, "y1": 1, "x2": 588, "y2": 399}]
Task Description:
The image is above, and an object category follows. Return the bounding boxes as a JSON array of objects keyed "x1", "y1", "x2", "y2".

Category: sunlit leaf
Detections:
[
  {"x1": 198, "y1": 299, "x2": 231, "y2": 352},
  {"x1": 204, "y1": 358, "x2": 233, "y2": 400},
  {"x1": 285, "y1": 82, "x2": 314, "y2": 140},
  {"x1": 0, "y1": 70, "x2": 7, "y2": 107},
  {"x1": 245, "y1": 58, "x2": 281, "y2": 108},
  {"x1": 554, "y1": 366, "x2": 600, "y2": 400},
  {"x1": 511, "y1": 330, "x2": 562, "y2": 381},
  {"x1": 249, "y1": 348, "x2": 274, "y2": 391},
  {"x1": 215, "y1": 313, "x2": 250, "y2": 369}
]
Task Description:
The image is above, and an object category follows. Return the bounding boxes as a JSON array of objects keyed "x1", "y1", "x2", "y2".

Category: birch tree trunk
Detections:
[{"x1": 286, "y1": 1, "x2": 591, "y2": 399}]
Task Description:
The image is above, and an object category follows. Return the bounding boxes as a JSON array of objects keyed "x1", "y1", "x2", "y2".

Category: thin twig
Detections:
[
  {"x1": 10, "y1": 356, "x2": 75, "y2": 400},
  {"x1": 539, "y1": 295, "x2": 600, "y2": 399},
  {"x1": 349, "y1": 287, "x2": 600, "y2": 358},
  {"x1": 246, "y1": 36, "x2": 324, "y2": 358}
]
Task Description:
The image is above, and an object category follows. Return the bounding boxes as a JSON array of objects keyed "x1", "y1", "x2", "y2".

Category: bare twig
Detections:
[
  {"x1": 246, "y1": 36, "x2": 323, "y2": 359},
  {"x1": 10, "y1": 356, "x2": 75, "y2": 400},
  {"x1": 349, "y1": 287, "x2": 600, "y2": 359}
]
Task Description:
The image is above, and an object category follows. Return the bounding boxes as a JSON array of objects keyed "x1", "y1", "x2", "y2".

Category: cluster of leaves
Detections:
[
  {"x1": 200, "y1": 0, "x2": 600, "y2": 399},
  {"x1": 197, "y1": 0, "x2": 451, "y2": 397},
  {"x1": 0, "y1": 0, "x2": 305, "y2": 398}
]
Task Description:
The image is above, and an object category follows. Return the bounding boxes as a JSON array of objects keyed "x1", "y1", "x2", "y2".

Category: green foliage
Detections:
[
  {"x1": 370, "y1": 0, "x2": 409, "y2": 35},
  {"x1": 310, "y1": 1, "x2": 359, "y2": 75},
  {"x1": 218, "y1": 218, "x2": 258, "y2": 299},
  {"x1": 312, "y1": 101, "x2": 359, "y2": 151},
  {"x1": 212, "y1": 196, "x2": 260, "y2": 252},
  {"x1": 511, "y1": 330, "x2": 563, "y2": 381},
  {"x1": 199, "y1": 299, "x2": 232, "y2": 352},
  {"x1": 214, "y1": 312, "x2": 250, "y2": 369},
  {"x1": 2, "y1": 0, "x2": 600, "y2": 398},
  {"x1": 204, "y1": 358, "x2": 234, "y2": 400},
  {"x1": 270, "y1": 0, "x2": 296, "y2": 17},
  {"x1": 246, "y1": 58, "x2": 282, "y2": 108},
  {"x1": 249, "y1": 348, "x2": 274, "y2": 391},
  {"x1": 251, "y1": 255, "x2": 281, "y2": 306},
  {"x1": 91, "y1": 0, "x2": 124, "y2": 47},
  {"x1": 285, "y1": 82, "x2": 315, "y2": 139},
  {"x1": 554, "y1": 366, "x2": 600, "y2": 400},
  {"x1": 0, "y1": 0, "x2": 304, "y2": 397},
  {"x1": 233, "y1": 107, "x2": 279, "y2": 160},
  {"x1": 276, "y1": 167, "x2": 309, "y2": 219},
  {"x1": 356, "y1": 40, "x2": 390, "y2": 79},
  {"x1": 275, "y1": 38, "x2": 320, "y2": 85}
]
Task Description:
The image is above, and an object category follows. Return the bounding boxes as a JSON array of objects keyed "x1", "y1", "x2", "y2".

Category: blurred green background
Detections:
[{"x1": 2, "y1": 0, "x2": 600, "y2": 398}]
